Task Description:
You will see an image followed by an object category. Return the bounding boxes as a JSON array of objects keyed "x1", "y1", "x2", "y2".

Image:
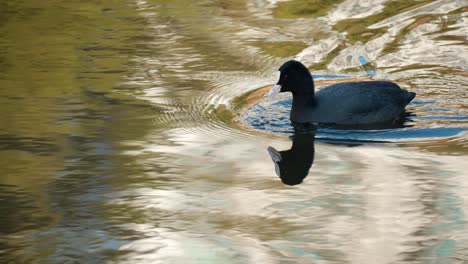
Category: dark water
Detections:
[{"x1": 0, "y1": 0, "x2": 467, "y2": 263}]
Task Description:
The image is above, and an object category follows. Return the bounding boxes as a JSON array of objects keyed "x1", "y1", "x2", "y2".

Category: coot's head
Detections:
[{"x1": 268, "y1": 60, "x2": 313, "y2": 99}]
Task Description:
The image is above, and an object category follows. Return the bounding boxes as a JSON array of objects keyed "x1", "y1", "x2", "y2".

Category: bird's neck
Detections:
[
  {"x1": 290, "y1": 78, "x2": 316, "y2": 123},
  {"x1": 292, "y1": 79, "x2": 316, "y2": 109}
]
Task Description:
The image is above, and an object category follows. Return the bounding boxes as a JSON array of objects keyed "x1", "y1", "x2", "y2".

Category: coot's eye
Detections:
[{"x1": 284, "y1": 74, "x2": 288, "y2": 80}]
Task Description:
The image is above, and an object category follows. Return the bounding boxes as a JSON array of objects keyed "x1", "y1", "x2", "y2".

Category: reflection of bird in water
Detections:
[{"x1": 267, "y1": 133, "x2": 315, "y2": 185}]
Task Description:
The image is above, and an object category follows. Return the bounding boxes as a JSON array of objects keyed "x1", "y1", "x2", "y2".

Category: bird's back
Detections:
[{"x1": 300, "y1": 81, "x2": 415, "y2": 125}]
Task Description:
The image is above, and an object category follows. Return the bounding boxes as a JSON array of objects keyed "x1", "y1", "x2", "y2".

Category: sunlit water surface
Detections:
[{"x1": 0, "y1": 0, "x2": 467, "y2": 263}]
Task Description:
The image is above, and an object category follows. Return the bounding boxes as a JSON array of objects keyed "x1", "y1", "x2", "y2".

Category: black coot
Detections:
[{"x1": 268, "y1": 60, "x2": 416, "y2": 126}]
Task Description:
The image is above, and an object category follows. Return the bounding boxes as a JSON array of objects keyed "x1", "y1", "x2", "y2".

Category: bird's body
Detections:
[
  {"x1": 268, "y1": 60, "x2": 416, "y2": 127},
  {"x1": 291, "y1": 81, "x2": 416, "y2": 125}
]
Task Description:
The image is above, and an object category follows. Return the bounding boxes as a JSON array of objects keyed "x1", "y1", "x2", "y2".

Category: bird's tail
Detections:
[{"x1": 407, "y1": 92, "x2": 416, "y2": 104}]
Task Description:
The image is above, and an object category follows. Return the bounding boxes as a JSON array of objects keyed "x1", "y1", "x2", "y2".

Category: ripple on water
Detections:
[{"x1": 243, "y1": 75, "x2": 468, "y2": 143}]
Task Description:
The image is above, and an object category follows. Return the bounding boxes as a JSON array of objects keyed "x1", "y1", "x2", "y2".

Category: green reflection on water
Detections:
[
  {"x1": 382, "y1": 7, "x2": 467, "y2": 54},
  {"x1": 310, "y1": 42, "x2": 347, "y2": 70},
  {"x1": 249, "y1": 41, "x2": 308, "y2": 58},
  {"x1": 273, "y1": 0, "x2": 345, "y2": 19},
  {"x1": 334, "y1": 0, "x2": 433, "y2": 44},
  {"x1": 0, "y1": 1, "x2": 156, "y2": 262}
]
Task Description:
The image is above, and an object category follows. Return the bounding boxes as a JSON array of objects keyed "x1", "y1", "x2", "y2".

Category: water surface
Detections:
[{"x1": 0, "y1": 0, "x2": 467, "y2": 263}]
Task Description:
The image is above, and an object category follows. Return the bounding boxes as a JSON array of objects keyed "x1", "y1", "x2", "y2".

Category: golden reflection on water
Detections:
[{"x1": 0, "y1": 0, "x2": 467, "y2": 263}]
